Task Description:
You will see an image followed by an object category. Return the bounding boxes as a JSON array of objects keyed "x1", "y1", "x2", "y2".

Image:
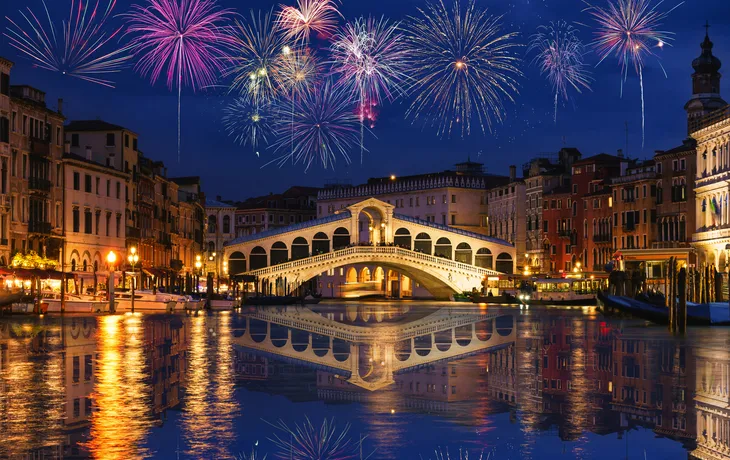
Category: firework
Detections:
[
  {"x1": 124, "y1": 0, "x2": 232, "y2": 161},
  {"x1": 528, "y1": 21, "x2": 592, "y2": 122},
  {"x1": 584, "y1": 0, "x2": 682, "y2": 146},
  {"x1": 276, "y1": 0, "x2": 340, "y2": 43},
  {"x1": 403, "y1": 0, "x2": 522, "y2": 139},
  {"x1": 274, "y1": 47, "x2": 320, "y2": 96},
  {"x1": 227, "y1": 9, "x2": 288, "y2": 104},
  {"x1": 4, "y1": 0, "x2": 131, "y2": 87},
  {"x1": 223, "y1": 93, "x2": 278, "y2": 151},
  {"x1": 330, "y1": 16, "x2": 409, "y2": 159},
  {"x1": 268, "y1": 79, "x2": 361, "y2": 171},
  {"x1": 266, "y1": 417, "x2": 361, "y2": 460}
]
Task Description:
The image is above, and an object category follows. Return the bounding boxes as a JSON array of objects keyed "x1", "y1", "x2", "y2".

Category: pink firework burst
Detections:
[
  {"x1": 124, "y1": 0, "x2": 232, "y2": 161},
  {"x1": 276, "y1": 0, "x2": 341, "y2": 43}
]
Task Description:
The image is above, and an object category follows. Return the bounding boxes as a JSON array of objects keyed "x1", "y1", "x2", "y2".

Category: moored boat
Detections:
[
  {"x1": 43, "y1": 294, "x2": 111, "y2": 313},
  {"x1": 517, "y1": 278, "x2": 601, "y2": 306},
  {"x1": 114, "y1": 290, "x2": 177, "y2": 313}
]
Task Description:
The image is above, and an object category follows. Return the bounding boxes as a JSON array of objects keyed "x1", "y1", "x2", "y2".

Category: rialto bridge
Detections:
[
  {"x1": 233, "y1": 306, "x2": 516, "y2": 391},
  {"x1": 223, "y1": 198, "x2": 516, "y2": 298}
]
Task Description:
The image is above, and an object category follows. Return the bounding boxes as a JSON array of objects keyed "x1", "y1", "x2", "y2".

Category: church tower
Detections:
[{"x1": 685, "y1": 24, "x2": 726, "y2": 130}]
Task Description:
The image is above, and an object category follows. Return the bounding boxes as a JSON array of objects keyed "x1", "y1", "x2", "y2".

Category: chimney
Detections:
[
  {"x1": 57, "y1": 98, "x2": 63, "y2": 115},
  {"x1": 85, "y1": 146, "x2": 92, "y2": 160},
  {"x1": 509, "y1": 165, "x2": 516, "y2": 181},
  {"x1": 617, "y1": 149, "x2": 624, "y2": 158}
]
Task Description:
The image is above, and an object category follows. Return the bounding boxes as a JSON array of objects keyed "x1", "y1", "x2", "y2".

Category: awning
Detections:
[{"x1": 1, "y1": 268, "x2": 74, "y2": 280}]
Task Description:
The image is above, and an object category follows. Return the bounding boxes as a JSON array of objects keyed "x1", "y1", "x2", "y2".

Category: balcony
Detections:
[
  {"x1": 559, "y1": 230, "x2": 573, "y2": 238},
  {"x1": 622, "y1": 223, "x2": 636, "y2": 232},
  {"x1": 30, "y1": 138, "x2": 50, "y2": 157},
  {"x1": 651, "y1": 241, "x2": 690, "y2": 249},
  {"x1": 126, "y1": 226, "x2": 141, "y2": 239},
  {"x1": 28, "y1": 221, "x2": 52, "y2": 235},
  {"x1": 593, "y1": 234, "x2": 611, "y2": 243},
  {"x1": 29, "y1": 177, "x2": 52, "y2": 192}
]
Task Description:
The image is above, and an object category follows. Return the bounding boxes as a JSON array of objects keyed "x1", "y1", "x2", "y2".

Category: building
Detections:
[
  {"x1": 610, "y1": 160, "x2": 658, "y2": 252},
  {"x1": 1, "y1": 60, "x2": 66, "y2": 266},
  {"x1": 523, "y1": 148, "x2": 580, "y2": 273},
  {"x1": 485, "y1": 165, "x2": 526, "y2": 270},
  {"x1": 65, "y1": 120, "x2": 140, "y2": 253},
  {"x1": 205, "y1": 197, "x2": 236, "y2": 279},
  {"x1": 541, "y1": 186, "x2": 573, "y2": 273},
  {"x1": 234, "y1": 185, "x2": 318, "y2": 237},
  {"x1": 171, "y1": 176, "x2": 205, "y2": 275},
  {"x1": 689, "y1": 28, "x2": 730, "y2": 272},
  {"x1": 61, "y1": 151, "x2": 129, "y2": 277}
]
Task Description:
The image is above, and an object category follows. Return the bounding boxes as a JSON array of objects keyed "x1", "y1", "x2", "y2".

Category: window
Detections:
[
  {"x1": 451, "y1": 194, "x2": 456, "y2": 203},
  {"x1": 106, "y1": 133, "x2": 115, "y2": 146},
  {"x1": 133, "y1": 138, "x2": 138, "y2": 151},
  {"x1": 442, "y1": 194, "x2": 446, "y2": 204},
  {"x1": 73, "y1": 208, "x2": 80, "y2": 232},
  {"x1": 116, "y1": 214, "x2": 121, "y2": 237},
  {"x1": 105, "y1": 212, "x2": 111, "y2": 237},
  {"x1": 95, "y1": 211, "x2": 100, "y2": 235},
  {"x1": 680, "y1": 158, "x2": 686, "y2": 170},
  {"x1": 71, "y1": 133, "x2": 79, "y2": 147},
  {"x1": 84, "y1": 355, "x2": 92, "y2": 381},
  {"x1": 106, "y1": 179, "x2": 110, "y2": 196},
  {"x1": 572, "y1": 184, "x2": 578, "y2": 194},
  {"x1": 84, "y1": 209, "x2": 92, "y2": 234},
  {"x1": 0, "y1": 72, "x2": 8, "y2": 96},
  {"x1": 95, "y1": 177, "x2": 100, "y2": 195},
  {"x1": 84, "y1": 174, "x2": 92, "y2": 193},
  {"x1": 22, "y1": 115, "x2": 27, "y2": 135},
  {"x1": 125, "y1": 134, "x2": 129, "y2": 148},
  {"x1": 0, "y1": 116, "x2": 8, "y2": 143},
  {"x1": 116, "y1": 181, "x2": 120, "y2": 199},
  {"x1": 73, "y1": 356, "x2": 80, "y2": 383},
  {"x1": 657, "y1": 163, "x2": 662, "y2": 174}
]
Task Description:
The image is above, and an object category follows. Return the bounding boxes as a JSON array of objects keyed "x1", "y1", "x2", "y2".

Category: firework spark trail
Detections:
[
  {"x1": 528, "y1": 21, "x2": 592, "y2": 122},
  {"x1": 403, "y1": 0, "x2": 523, "y2": 139},
  {"x1": 226, "y1": 9, "x2": 289, "y2": 105},
  {"x1": 330, "y1": 16, "x2": 409, "y2": 161},
  {"x1": 276, "y1": 0, "x2": 341, "y2": 43},
  {"x1": 223, "y1": 93, "x2": 277, "y2": 152},
  {"x1": 268, "y1": 79, "x2": 362, "y2": 172},
  {"x1": 584, "y1": 0, "x2": 683, "y2": 147},
  {"x1": 265, "y1": 417, "x2": 362, "y2": 460},
  {"x1": 124, "y1": 0, "x2": 232, "y2": 162},
  {"x1": 4, "y1": 0, "x2": 131, "y2": 87}
]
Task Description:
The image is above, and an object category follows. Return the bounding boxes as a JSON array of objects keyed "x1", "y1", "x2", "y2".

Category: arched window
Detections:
[
  {"x1": 208, "y1": 215, "x2": 217, "y2": 234},
  {"x1": 208, "y1": 241, "x2": 215, "y2": 253},
  {"x1": 223, "y1": 215, "x2": 230, "y2": 234},
  {"x1": 71, "y1": 259, "x2": 76, "y2": 271}
]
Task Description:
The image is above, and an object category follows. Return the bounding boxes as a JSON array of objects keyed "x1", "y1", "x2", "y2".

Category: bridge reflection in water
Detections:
[{"x1": 3, "y1": 309, "x2": 730, "y2": 458}]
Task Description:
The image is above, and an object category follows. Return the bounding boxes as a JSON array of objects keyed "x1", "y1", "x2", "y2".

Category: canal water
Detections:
[{"x1": 0, "y1": 303, "x2": 725, "y2": 459}]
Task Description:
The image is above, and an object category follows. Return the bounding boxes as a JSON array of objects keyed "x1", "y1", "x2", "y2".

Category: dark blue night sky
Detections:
[{"x1": 1, "y1": 0, "x2": 728, "y2": 199}]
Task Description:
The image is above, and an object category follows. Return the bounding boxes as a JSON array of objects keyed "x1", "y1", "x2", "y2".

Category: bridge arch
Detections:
[
  {"x1": 333, "y1": 227, "x2": 351, "y2": 250},
  {"x1": 435, "y1": 237, "x2": 452, "y2": 259},
  {"x1": 291, "y1": 237, "x2": 309, "y2": 260},
  {"x1": 394, "y1": 228, "x2": 412, "y2": 249},
  {"x1": 346, "y1": 267, "x2": 357, "y2": 283},
  {"x1": 359, "y1": 267, "x2": 371, "y2": 283},
  {"x1": 495, "y1": 253, "x2": 514, "y2": 274},
  {"x1": 414, "y1": 232, "x2": 432, "y2": 254},
  {"x1": 455, "y1": 243, "x2": 473, "y2": 264},
  {"x1": 228, "y1": 251, "x2": 247, "y2": 275},
  {"x1": 271, "y1": 241, "x2": 288, "y2": 265},
  {"x1": 313, "y1": 232, "x2": 330, "y2": 255},
  {"x1": 475, "y1": 248, "x2": 493, "y2": 269},
  {"x1": 250, "y1": 246, "x2": 267, "y2": 270}
]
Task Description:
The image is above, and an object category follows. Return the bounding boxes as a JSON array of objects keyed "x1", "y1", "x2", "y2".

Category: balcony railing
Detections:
[
  {"x1": 651, "y1": 241, "x2": 690, "y2": 249},
  {"x1": 559, "y1": 230, "x2": 573, "y2": 238},
  {"x1": 593, "y1": 234, "x2": 611, "y2": 243},
  {"x1": 126, "y1": 226, "x2": 140, "y2": 239},
  {"x1": 29, "y1": 177, "x2": 52, "y2": 192},
  {"x1": 28, "y1": 221, "x2": 52, "y2": 235},
  {"x1": 622, "y1": 224, "x2": 636, "y2": 232},
  {"x1": 689, "y1": 104, "x2": 730, "y2": 133}
]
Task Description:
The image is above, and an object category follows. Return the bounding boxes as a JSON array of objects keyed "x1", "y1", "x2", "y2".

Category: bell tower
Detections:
[{"x1": 685, "y1": 23, "x2": 726, "y2": 130}]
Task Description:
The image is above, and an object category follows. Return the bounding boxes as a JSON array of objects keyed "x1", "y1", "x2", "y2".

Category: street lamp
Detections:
[
  {"x1": 128, "y1": 247, "x2": 139, "y2": 313},
  {"x1": 107, "y1": 251, "x2": 117, "y2": 313},
  {"x1": 195, "y1": 255, "x2": 202, "y2": 293}
]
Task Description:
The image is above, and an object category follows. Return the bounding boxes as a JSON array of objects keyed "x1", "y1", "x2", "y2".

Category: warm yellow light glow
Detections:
[
  {"x1": 196, "y1": 254, "x2": 202, "y2": 262},
  {"x1": 390, "y1": 409, "x2": 395, "y2": 414},
  {"x1": 576, "y1": 262, "x2": 581, "y2": 268},
  {"x1": 107, "y1": 251, "x2": 117, "y2": 265},
  {"x1": 523, "y1": 270, "x2": 530, "y2": 276},
  {"x1": 130, "y1": 246, "x2": 137, "y2": 255},
  {"x1": 390, "y1": 174, "x2": 396, "y2": 180}
]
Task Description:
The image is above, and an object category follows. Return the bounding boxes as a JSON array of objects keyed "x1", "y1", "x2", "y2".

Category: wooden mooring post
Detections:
[{"x1": 668, "y1": 258, "x2": 687, "y2": 335}]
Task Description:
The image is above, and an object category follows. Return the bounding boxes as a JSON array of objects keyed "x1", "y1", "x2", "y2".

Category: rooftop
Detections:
[
  {"x1": 206, "y1": 198, "x2": 236, "y2": 209},
  {"x1": 656, "y1": 138, "x2": 697, "y2": 157},
  {"x1": 170, "y1": 176, "x2": 201, "y2": 186},
  {"x1": 572, "y1": 153, "x2": 626, "y2": 166},
  {"x1": 66, "y1": 119, "x2": 131, "y2": 133}
]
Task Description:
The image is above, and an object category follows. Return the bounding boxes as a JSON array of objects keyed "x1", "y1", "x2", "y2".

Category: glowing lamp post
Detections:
[
  {"x1": 128, "y1": 247, "x2": 139, "y2": 313},
  {"x1": 107, "y1": 251, "x2": 117, "y2": 313},
  {"x1": 195, "y1": 255, "x2": 202, "y2": 293}
]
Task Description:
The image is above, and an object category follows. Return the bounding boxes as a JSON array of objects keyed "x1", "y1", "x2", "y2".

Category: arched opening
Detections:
[
  {"x1": 346, "y1": 267, "x2": 357, "y2": 283},
  {"x1": 394, "y1": 228, "x2": 411, "y2": 249},
  {"x1": 228, "y1": 251, "x2": 247, "y2": 275},
  {"x1": 495, "y1": 253, "x2": 513, "y2": 274},
  {"x1": 475, "y1": 248, "x2": 493, "y2": 269},
  {"x1": 249, "y1": 246, "x2": 267, "y2": 270},
  {"x1": 434, "y1": 237, "x2": 452, "y2": 259},
  {"x1": 359, "y1": 267, "x2": 371, "y2": 283},
  {"x1": 357, "y1": 206, "x2": 386, "y2": 244},
  {"x1": 332, "y1": 227, "x2": 351, "y2": 250},
  {"x1": 291, "y1": 237, "x2": 309, "y2": 260},
  {"x1": 414, "y1": 233, "x2": 432, "y2": 254},
  {"x1": 207, "y1": 215, "x2": 217, "y2": 233},
  {"x1": 455, "y1": 242, "x2": 473, "y2": 264},
  {"x1": 373, "y1": 267, "x2": 385, "y2": 284},
  {"x1": 312, "y1": 232, "x2": 330, "y2": 255},
  {"x1": 386, "y1": 269, "x2": 400, "y2": 297},
  {"x1": 270, "y1": 241, "x2": 288, "y2": 265}
]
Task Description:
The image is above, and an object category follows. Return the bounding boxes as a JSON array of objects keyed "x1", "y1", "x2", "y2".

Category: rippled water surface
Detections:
[{"x1": 0, "y1": 303, "x2": 726, "y2": 459}]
